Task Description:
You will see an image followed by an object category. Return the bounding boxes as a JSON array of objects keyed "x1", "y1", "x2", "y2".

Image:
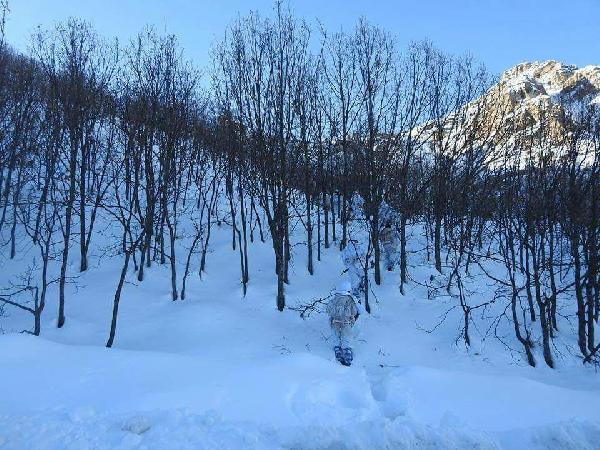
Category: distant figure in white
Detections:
[
  {"x1": 379, "y1": 221, "x2": 399, "y2": 272},
  {"x1": 327, "y1": 286, "x2": 359, "y2": 366},
  {"x1": 341, "y1": 241, "x2": 367, "y2": 299}
]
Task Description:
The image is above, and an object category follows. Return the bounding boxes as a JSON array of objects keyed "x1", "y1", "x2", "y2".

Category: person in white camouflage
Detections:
[
  {"x1": 341, "y1": 241, "x2": 367, "y2": 299},
  {"x1": 327, "y1": 287, "x2": 359, "y2": 366},
  {"x1": 379, "y1": 220, "x2": 399, "y2": 272}
]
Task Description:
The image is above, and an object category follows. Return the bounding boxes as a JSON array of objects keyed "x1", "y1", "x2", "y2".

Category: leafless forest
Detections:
[{"x1": 0, "y1": 2, "x2": 598, "y2": 369}]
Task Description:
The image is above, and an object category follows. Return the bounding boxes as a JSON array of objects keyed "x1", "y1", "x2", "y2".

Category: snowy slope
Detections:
[{"x1": 1, "y1": 212, "x2": 600, "y2": 449}]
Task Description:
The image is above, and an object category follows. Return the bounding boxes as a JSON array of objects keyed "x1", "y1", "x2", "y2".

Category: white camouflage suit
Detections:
[
  {"x1": 341, "y1": 243, "x2": 367, "y2": 298},
  {"x1": 326, "y1": 293, "x2": 359, "y2": 347},
  {"x1": 379, "y1": 224, "x2": 399, "y2": 271}
]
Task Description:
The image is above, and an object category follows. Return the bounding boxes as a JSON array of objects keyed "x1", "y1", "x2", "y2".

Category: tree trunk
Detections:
[
  {"x1": 399, "y1": 215, "x2": 407, "y2": 294},
  {"x1": 434, "y1": 214, "x2": 442, "y2": 273},
  {"x1": 106, "y1": 248, "x2": 133, "y2": 348}
]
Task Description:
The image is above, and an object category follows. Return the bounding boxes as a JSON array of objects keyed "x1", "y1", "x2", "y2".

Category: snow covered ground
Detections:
[{"x1": 1, "y1": 216, "x2": 600, "y2": 449}]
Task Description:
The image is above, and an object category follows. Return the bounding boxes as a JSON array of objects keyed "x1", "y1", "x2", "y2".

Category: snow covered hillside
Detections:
[
  {"x1": 1, "y1": 211, "x2": 599, "y2": 449},
  {"x1": 0, "y1": 6, "x2": 599, "y2": 449}
]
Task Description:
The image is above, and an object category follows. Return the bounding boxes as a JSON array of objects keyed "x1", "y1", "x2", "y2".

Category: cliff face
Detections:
[
  {"x1": 415, "y1": 61, "x2": 599, "y2": 164},
  {"x1": 497, "y1": 61, "x2": 599, "y2": 136},
  {"x1": 500, "y1": 61, "x2": 600, "y2": 107}
]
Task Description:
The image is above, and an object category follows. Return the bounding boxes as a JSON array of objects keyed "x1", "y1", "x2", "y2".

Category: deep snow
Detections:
[{"x1": 1, "y1": 213, "x2": 599, "y2": 449}]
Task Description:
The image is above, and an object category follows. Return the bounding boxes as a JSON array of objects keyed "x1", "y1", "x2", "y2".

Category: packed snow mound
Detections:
[
  {"x1": 2, "y1": 334, "x2": 600, "y2": 450},
  {"x1": 0, "y1": 409, "x2": 504, "y2": 450}
]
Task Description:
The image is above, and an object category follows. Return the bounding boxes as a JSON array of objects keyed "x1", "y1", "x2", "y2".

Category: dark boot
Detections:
[
  {"x1": 334, "y1": 345, "x2": 343, "y2": 363},
  {"x1": 342, "y1": 347, "x2": 353, "y2": 366}
]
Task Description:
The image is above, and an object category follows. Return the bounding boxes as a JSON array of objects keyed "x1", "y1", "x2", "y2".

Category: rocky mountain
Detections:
[
  {"x1": 415, "y1": 60, "x2": 600, "y2": 165},
  {"x1": 501, "y1": 60, "x2": 600, "y2": 109},
  {"x1": 496, "y1": 61, "x2": 600, "y2": 139}
]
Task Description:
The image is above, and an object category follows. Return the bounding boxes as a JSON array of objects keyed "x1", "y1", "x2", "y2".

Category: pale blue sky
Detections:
[{"x1": 5, "y1": 0, "x2": 600, "y2": 75}]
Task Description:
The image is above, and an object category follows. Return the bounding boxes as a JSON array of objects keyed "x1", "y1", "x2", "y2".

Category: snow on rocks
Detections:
[{"x1": 121, "y1": 416, "x2": 152, "y2": 435}]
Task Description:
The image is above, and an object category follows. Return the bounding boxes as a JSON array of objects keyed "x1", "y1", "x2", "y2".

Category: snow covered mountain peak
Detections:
[
  {"x1": 412, "y1": 60, "x2": 599, "y2": 166},
  {"x1": 498, "y1": 60, "x2": 600, "y2": 108}
]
